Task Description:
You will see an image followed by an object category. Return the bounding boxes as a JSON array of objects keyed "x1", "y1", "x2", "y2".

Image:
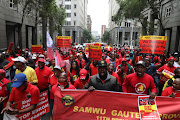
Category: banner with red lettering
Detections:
[
  {"x1": 139, "y1": 36, "x2": 167, "y2": 54},
  {"x1": 53, "y1": 89, "x2": 180, "y2": 120},
  {"x1": 12, "y1": 91, "x2": 49, "y2": 120},
  {"x1": 56, "y1": 36, "x2": 71, "y2": 48},
  {"x1": 89, "y1": 44, "x2": 102, "y2": 61},
  {"x1": 31, "y1": 45, "x2": 43, "y2": 54}
]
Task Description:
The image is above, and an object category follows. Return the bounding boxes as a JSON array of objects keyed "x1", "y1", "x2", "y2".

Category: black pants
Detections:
[
  {"x1": 0, "y1": 103, "x2": 3, "y2": 120},
  {"x1": 158, "y1": 83, "x2": 164, "y2": 96}
]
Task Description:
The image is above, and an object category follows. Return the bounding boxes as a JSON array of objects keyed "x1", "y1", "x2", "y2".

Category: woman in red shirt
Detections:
[{"x1": 68, "y1": 61, "x2": 80, "y2": 84}]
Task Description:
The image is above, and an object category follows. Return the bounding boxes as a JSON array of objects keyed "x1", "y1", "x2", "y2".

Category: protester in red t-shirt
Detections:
[
  {"x1": 35, "y1": 58, "x2": 53, "y2": 92},
  {"x1": 108, "y1": 63, "x2": 120, "y2": 85},
  {"x1": 49, "y1": 66, "x2": 62, "y2": 88},
  {"x1": 62, "y1": 51, "x2": 69, "y2": 60},
  {"x1": 50, "y1": 73, "x2": 75, "y2": 119},
  {"x1": 116, "y1": 58, "x2": 134, "y2": 86},
  {"x1": 1, "y1": 73, "x2": 40, "y2": 116},
  {"x1": 106, "y1": 52, "x2": 119, "y2": 70},
  {"x1": 157, "y1": 57, "x2": 176, "y2": 95},
  {"x1": 123, "y1": 61, "x2": 157, "y2": 99},
  {"x1": 68, "y1": 61, "x2": 80, "y2": 84},
  {"x1": 89, "y1": 60, "x2": 98, "y2": 76},
  {"x1": 75, "y1": 53, "x2": 86, "y2": 69},
  {"x1": 74, "y1": 69, "x2": 90, "y2": 89},
  {"x1": 161, "y1": 78, "x2": 180, "y2": 97}
]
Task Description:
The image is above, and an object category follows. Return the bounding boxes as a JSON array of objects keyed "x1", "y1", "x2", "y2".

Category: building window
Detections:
[
  {"x1": 65, "y1": 0, "x2": 71, "y2": 1},
  {"x1": 9, "y1": 0, "x2": 14, "y2": 8},
  {"x1": 125, "y1": 22, "x2": 131, "y2": 27},
  {"x1": 74, "y1": 12, "x2": 76, "y2": 16},
  {"x1": 66, "y1": 13, "x2": 71, "y2": 17},
  {"x1": 125, "y1": 32, "x2": 130, "y2": 40},
  {"x1": 74, "y1": 4, "x2": 77, "y2": 8},
  {"x1": 165, "y1": 6, "x2": 172, "y2": 18},
  {"x1": 65, "y1": 31, "x2": 70, "y2": 36},
  {"x1": 65, "y1": 5, "x2": 71, "y2": 9},
  {"x1": 74, "y1": 21, "x2": 76, "y2": 25},
  {"x1": 66, "y1": 21, "x2": 71, "y2": 26}
]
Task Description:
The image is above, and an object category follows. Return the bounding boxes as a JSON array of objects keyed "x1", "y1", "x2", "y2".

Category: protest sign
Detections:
[
  {"x1": 31, "y1": 45, "x2": 43, "y2": 54},
  {"x1": 139, "y1": 36, "x2": 167, "y2": 54},
  {"x1": 89, "y1": 44, "x2": 102, "y2": 61},
  {"x1": 7, "y1": 42, "x2": 14, "y2": 53},
  {"x1": 56, "y1": 36, "x2": 71, "y2": 48},
  {"x1": 12, "y1": 91, "x2": 49, "y2": 120},
  {"x1": 138, "y1": 96, "x2": 160, "y2": 120},
  {"x1": 53, "y1": 89, "x2": 180, "y2": 120}
]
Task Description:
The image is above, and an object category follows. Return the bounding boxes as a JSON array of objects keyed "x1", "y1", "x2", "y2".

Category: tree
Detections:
[
  {"x1": 82, "y1": 29, "x2": 92, "y2": 43},
  {"x1": 101, "y1": 31, "x2": 111, "y2": 43}
]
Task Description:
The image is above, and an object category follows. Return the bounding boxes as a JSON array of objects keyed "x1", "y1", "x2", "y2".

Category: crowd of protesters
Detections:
[{"x1": 0, "y1": 44, "x2": 180, "y2": 119}]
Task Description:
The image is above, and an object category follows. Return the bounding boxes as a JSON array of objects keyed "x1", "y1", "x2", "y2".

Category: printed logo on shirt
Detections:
[
  {"x1": 135, "y1": 83, "x2": 146, "y2": 94},
  {"x1": 61, "y1": 95, "x2": 75, "y2": 107}
]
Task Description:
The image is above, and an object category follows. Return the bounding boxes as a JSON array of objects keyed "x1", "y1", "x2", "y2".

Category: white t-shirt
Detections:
[{"x1": 174, "y1": 61, "x2": 180, "y2": 67}]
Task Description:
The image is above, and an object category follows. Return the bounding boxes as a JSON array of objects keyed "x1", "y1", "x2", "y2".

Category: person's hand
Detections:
[
  {"x1": 1, "y1": 106, "x2": 14, "y2": 114},
  {"x1": 149, "y1": 92, "x2": 156, "y2": 99},
  {"x1": 6, "y1": 109, "x2": 19, "y2": 115},
  {"x1": 0, "y1": 97, "x2": 7, "y2": 103},
  {"x1": 169, "y1": 92, "x2": 176, "y2": 98},
  {"x1": 88, "y1": 86, "x2": 95, "y2": 91}
]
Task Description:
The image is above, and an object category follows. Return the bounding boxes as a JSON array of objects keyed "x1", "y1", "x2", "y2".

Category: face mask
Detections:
[
  {"x1": 17, "y1": 85, "x2": 25, "y2": 91},
  {"x1": 58, "y1": 82, "x2": 67, "y2": 87},
  {"x1": 126, "y1": 57, "x2": 130, "y2": 61},
  {"x1": 46, "y1": 61, "x2": 49, "y2": 66}
]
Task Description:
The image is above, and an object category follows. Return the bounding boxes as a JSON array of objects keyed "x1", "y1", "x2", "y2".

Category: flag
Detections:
[
  {"x1": 55, "y1": 50, "x2": 65, "y2": 68},
  {"x1": 47, "y1": 32, "x2": 55, "y2": 60}
]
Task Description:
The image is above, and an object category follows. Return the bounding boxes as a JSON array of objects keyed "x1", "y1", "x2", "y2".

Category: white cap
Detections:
[
  {"x1": 54, "y1": 66, "x2": 61, "y2": 70},
  {"x1": 77, "y1": 53, "x2": 80, "y2": 56},
  {"x1": 12, "y1": 56, "x2": 27, "y2": 63},
  {"x1": 39, "y1": 54, "x2": 45, "y2": 58}
]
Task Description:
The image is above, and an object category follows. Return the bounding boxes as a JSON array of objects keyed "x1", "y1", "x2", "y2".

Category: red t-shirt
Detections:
[
  {"x1": 75, "y1": 58, "x2": 86, "y2": 69},
  {"x1": 49, "y1": 74, "x2": 58, "y2": 86},
  {"x1": 50, "y1": 83, "x2": 75, "y2": 99},
  {"x1": 8, "y1": 83, "x2": 40, "y2": 109},
  {"x1": 158, "y1": 64, "x2": 176, "y2": 84},
  {"x1": 35, "y1": 66, "x2": 53, "y2": 90},
  {"x1": 122, "y1": 73, "x2": 157, "y2": 94},
  {"x1": 74, "y1": 77, "x2": 90, "y2": 89},
  {"x1": 161, "y1": 87, "x2": 180, "y2": 97},
  {"x1": 111, "y1": 72, "x2": 121, "y2": 85},
  {"x1": 89, "y1": 63, "x2": 98, "y2": 76}
]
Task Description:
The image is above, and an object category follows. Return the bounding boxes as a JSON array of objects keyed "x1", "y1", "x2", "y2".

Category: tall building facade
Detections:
[
  {"x1": 108, "y1": 0, "x2": 141, "y2": 46},
  {"x1": 87, "y1": 15, "x2": 92, "y2": 32},
  {"x1": 57, "y1": 0, "x2": 88, "y2": 44},
  {"x1": 142, "y1": 0, "x2": 180, "y2": 53},
  {"x1": 0, "y1": 0, "x2": 39, "y2": 50},
  {"x1": 101, "y1": 25, "x2": 106, "y2": 38}
]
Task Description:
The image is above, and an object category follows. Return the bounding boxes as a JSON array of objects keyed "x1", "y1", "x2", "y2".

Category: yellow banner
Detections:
[
  {"x1": 140, "y1": 36, "x2": 167, "y2": 41},
  {"x1": 57, "y1": 36, "x2": 71, "y2": 39},
  {"x1": 31, "y1": 45, "x2": 42, "y2": 48},
  {"x1": 89, "y1": 45, "x2": 102, "y2": 50}
]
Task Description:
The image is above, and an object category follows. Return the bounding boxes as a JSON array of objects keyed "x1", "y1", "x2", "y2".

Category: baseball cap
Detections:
[
  {"x1": 11, "y1": 73, "x2": 27, "y2": 88},
  {"x1": 168, "y1": 56, "x2": 175, "y2": 61},
  {"x1": 12, "y1": 56, "x2": 27, "y2": 63},
  {"x1": 79, "y1": 69, "x2": 87, "y2": 80},
  {"x1": 54, "y1": 66, "x2": 61, "y2": 71},
  {"x1": 39, "y1": 54, "x2": 45, "y2": 58},
  {"x1": 136, "y1": 61, "x2": 146, "y2": 67},
  {"x1": 38, "y1": 58, "x2": 46, "y2": 63},
  {"x1": 98, "y1": 60, "x2": 107, "y2": 67}
]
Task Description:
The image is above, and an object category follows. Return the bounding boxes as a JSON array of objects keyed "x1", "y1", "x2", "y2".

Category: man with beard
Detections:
[
  {"x1": 12, "y1": 56, "x2": 37, "y2": 85},
  {"x1": 123, "y1": 61, "x2": 157, "y2": 99},
  {"x1": 35, "y1": 58, "x2": 53, "y2": 92},
  {"x1": 157, "y1": 57, "x2": 177, "y2": 95},
  {"x1": 161, "y1": 78, "x2": 180, "y2": 97},
  {"x1": 88, "y1": 60, "x2": 119, "y2": 91}
]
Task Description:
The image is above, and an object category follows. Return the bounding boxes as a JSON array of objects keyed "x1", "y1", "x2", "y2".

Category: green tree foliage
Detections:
[
  {"x1": 101, "y1": 31, "x2": 111, "y2": 43},
  {"x1": 82, "y1": 29, "x2": 92, "y2": 43}
]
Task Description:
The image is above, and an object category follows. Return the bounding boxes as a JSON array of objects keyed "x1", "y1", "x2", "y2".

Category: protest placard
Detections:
[
  {"x1": 12, "y1": 91, "x2": 49, "y2": 120},
  {"x1": 7, "y1": 42, "x2": 14, "y2": 53},
  {"x1": 89, "y1": 44, "x2": 102, "y2": 61},
  {"x1": 139, "y1": 36, "x2": 167, "y2": 54},
  {"x1": 56, "y1": 36, "x2": 71, "y2": 48},
  {"x1": 31, "y1": 45, "x2": 43, "y2": 54}
]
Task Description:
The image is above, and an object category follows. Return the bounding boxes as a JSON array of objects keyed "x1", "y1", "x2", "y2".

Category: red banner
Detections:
[
  {"x1": 53, "y1": 89, "x2": 180, "y2": 120},
  {"x1": 12, "y1": 91, "x2": 49, "y2": 120},
  {"x1": 31, "y1": 45, "x2": 43, "y2": 54},
  {"x1": 56, "y1": 36, "x2": 71, "y2": 48},
  {"x1": 139, "y1": 36, "x2": 167, "y2": 54},
  {"x1": 89, "y1": 44, "x2": 102, "y2": 61}
]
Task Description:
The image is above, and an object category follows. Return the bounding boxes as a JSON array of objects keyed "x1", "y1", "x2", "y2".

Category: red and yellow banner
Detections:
[
  {"x1": 139, "y1": 36, "x2": 167, "y2": 54},
  {"x1": 89, "y1": 44, "x2": 102, "y2": 61},
  {"x1": 31, "y1": 45, "x2": 43, "y2": 54},
  {"x1": 57, "y1": 36, "x2": 71, "y2": 48},
  {"x1": 53, "y1": 89, "x2": 180, "y2": 120}
]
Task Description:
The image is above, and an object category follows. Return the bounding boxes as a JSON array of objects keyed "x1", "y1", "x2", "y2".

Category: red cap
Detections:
[
  {"x1": 79, "y1": 69, "x2": 87, "y2": 80},
  {"x1": 146, "y1": 56, "x2": 151, "y2": 59},
  {"x1": 168, "y1": 57, "x2": 175, "y2": 61},
  {"x1": 0, "y1": 69, "x2": 6, "y2": 77},
  {"x1": 38, "y1": 58, "x2": 46, "y2": 63},
  {"x1": 102, "y1": 53, "x2": 106, "y2": 57}
]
